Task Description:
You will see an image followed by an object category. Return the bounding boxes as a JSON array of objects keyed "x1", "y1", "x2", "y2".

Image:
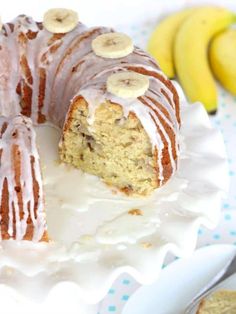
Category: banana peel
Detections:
[
  {"x1": 147, "y1": 8, "x2": 196, "y2": 78},
  {"x1": 210, "y1": 29, "x2": 236, "y2": 96}
]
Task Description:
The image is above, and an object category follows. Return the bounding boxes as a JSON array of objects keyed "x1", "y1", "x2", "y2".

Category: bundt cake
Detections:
[{"x1": 0, "y1": 9, "x2": 180, "y2": 241}]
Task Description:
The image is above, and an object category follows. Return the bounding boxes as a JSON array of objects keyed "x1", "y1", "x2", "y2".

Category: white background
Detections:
[{"x1": 1, "y1": 0, "x2": 236, "y2": 27}]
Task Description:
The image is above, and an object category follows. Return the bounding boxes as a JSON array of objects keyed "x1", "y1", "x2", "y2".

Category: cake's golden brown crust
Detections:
[
  {"x1": 54, "y1": 28, "x2": 103, "y2": 78},
  {"x1": 0, "y1": 117, "x2": 48, "y2": 241},
  {"x1": 38, "y1": 68, "x2": 47, "y2": 124},
  {"x1": 18, "y1": 31, "x2": 36, "y2": 119},
  {"x1": 139, "y1": 96, "x2": 177, "y2": 186},
  {"x1": 127, "y1": 66, "x2": 180, "y2": 125},
  {"x1": 0, "y1": 148, "x2": 48, "y2": 242}
]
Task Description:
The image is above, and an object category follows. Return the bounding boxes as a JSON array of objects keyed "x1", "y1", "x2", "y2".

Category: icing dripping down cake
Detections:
[
  {"x1": 0, "y1": 9, "x2": 180, "y2": 241},
  {"x1": 0, "y1": 115, "x2": 47, "y2": 241}
]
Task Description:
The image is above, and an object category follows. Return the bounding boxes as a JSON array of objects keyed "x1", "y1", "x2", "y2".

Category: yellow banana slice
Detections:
[
  {"x1": 0, "y1": 17, "x2": 2, "y2": 31},
  {"x1": 92, "y1": 32, "x2": 134, "y2": 59},
  {"x1": 107, "y1": 71, "x2": 149, "y2": 98},
  {"x1": 43, "y1": 8, "x2": 78, "y2": 33}
]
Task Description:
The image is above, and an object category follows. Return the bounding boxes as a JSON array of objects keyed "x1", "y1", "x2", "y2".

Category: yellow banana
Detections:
[
  {"x1": 210, "y1": 29, "x2": 236, "y2": 96},
  {"x1": 147, "y1": 8, "x2": 196, "y2": 78},
  {"x1": 174, "y1": 6, "x2": 236, "y2": 114}
]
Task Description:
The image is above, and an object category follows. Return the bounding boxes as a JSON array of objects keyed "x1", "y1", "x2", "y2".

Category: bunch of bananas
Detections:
[{"x1": 148, "y1": 6, "x2": 236, "y2": 114}]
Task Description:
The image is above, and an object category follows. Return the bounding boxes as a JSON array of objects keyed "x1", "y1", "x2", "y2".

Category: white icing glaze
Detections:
[{"x1": 0, "y1": 116, "x2": 46, "y2": 241}]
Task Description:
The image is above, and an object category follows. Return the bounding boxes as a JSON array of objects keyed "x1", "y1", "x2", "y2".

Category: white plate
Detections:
[
  {"x1": 122, "y1": 244, "x2": 236, "y2": 314},
  {"x1": 0, "y1": 98, "x2": 229, "y2": 312}
]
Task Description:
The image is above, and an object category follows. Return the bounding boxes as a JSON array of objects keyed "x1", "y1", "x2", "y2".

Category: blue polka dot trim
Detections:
[
  {"x1": 108, "y1": 305, "x2": 116, "y2": 312},
  {"x1": 198, "y1": 229, "x2": 203, "y2": 235},
  {"x1": 122, "y1": 279, "x2": 130, "y2": 285},
  {"x1": 224, "y1": 214, "x2": 231, "y2": 220},
  {"x1": 213, "y1": 234, "x2": 221, "y2": 240},
  {"x1": 122, "y1": 295, "x2": 129, "y2": 301}
]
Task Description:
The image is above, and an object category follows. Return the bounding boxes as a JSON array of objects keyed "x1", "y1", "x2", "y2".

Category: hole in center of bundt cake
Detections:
[{"x1": 59, "y1": 98, "x2": 158, "y2": 195}]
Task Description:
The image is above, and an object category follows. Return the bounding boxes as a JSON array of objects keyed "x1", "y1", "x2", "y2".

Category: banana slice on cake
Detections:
[
  {"x1": 107, "y1": 71, "x2": 149, "y2": 98},
  {"x1": 92, "y1": 32, "x2": 134, "y2": 58},
  {"x1": 0, "y1": 17, "x2": 2, "y2": 31},
  {"x1": 43, "y1": 8, "x2": 78, "y2": 33}
]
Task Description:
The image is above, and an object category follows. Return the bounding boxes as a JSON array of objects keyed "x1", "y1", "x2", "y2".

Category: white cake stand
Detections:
[{"x1": 0, "y1": 96, "x2": 228, "y2": 314}]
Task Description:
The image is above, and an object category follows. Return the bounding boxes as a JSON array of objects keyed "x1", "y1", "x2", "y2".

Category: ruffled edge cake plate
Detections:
[{"x1": 0, "y1": 92, "x2": 229, "y2": 313}]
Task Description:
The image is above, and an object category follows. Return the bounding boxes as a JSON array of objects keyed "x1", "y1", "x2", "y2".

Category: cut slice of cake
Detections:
[
  {"x1": 59, "y1": 73, "x2": 179, "y2": 196},
  {"x1": 60, "y1": 98, "x2": 158, "y2": 195},
  {"x1": 197, "y1": 290, "x2": 236, "y2": 314}
]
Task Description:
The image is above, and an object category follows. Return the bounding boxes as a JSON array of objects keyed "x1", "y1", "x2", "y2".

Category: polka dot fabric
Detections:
[{"x1": 97, "y1": 18, "x2": 235, "y2": 314}]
